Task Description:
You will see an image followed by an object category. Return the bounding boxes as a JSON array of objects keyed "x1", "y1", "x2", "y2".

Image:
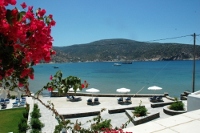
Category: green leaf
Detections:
[
  {"x1": 6, "y1": 9, "x2": 13, "y2": 25},
  {"x1": 17, "y1": 11, "x2": 26, "y2": 21}
]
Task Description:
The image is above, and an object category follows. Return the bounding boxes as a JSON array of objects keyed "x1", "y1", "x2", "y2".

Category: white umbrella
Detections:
[
  {"x1": 116, "y1": 88, "x2": 130, "y2": 93},
  {"x1": 148, "y1": 86, "x2": 162, "y2": 95},
  {"x1": 148, "y1": 86, "x2": 162, "y2": 91},
  {"x1": 116, "y1": 88, "x2": 130, "y2": 98},
  {"x1": 86, "y1": 88, "x2": 100, "y2": 98},
  {"x1": 86, "y1": 88, "x2": 100, "y2": 93}
]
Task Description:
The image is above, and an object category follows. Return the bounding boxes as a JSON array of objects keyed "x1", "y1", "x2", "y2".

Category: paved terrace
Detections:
[
  {"x1": 32, "y1": 94, "x2": 178, "y2": 133},
  {"x1": 7, "y1": 93, "x2": 192, "y2": 133}
]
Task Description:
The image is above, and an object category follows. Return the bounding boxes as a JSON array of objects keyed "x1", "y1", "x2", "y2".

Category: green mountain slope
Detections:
[{"x1": 52, "y1": 39, "x2": 200, "y2": 62}]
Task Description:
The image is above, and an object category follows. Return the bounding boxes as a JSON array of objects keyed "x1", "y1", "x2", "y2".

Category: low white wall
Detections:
[{"x1": 187, "y1": 90, "x2": 200, "y2": 112}]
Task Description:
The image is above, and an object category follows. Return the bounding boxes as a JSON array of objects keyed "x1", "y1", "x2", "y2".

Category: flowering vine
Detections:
[{"x1": 0, "y1": 0, "x2": 56, "y2": 89}]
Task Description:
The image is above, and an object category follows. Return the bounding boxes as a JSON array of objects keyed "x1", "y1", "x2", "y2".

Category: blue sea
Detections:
[{"x1": 29, "y1": 60, "x2": 200, "y2": 97}]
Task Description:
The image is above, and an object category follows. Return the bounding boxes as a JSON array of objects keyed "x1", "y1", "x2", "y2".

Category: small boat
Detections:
[{"x1": 114, "y1": 63, "x2": 121, "y2": 66}]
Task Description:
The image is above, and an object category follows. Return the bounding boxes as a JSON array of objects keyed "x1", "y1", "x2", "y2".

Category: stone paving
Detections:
[
  {"x1": 2, "y1": 95, "x2": 188, "y2": 133},
  {"x1": 35, "y1": 96, "x2": 175, "y2": 133}
]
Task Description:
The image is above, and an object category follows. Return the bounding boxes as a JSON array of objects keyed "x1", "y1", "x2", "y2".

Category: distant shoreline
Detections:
[{"x1": 42, "y1": 58, "x2": 200, "y2": 64}]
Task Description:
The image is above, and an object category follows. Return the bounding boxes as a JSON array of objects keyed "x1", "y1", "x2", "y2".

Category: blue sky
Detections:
[{"x1": 13, "y1": 0, "x2": 200, "y2": 46}]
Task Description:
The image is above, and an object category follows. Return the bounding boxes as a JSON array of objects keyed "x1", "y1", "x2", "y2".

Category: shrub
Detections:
[
  {"x1": 18, "y1": 117, "x2": 28, "y2": 133},
  {"x1": 23, "y1": 110, "x2": 29, "y2": 118},
  {"x1": 30, "y1": 129, "x2": 40, "y2": 133},
  {"x1": 31, "y1": 109, "x2": 41, "y2": 119},
  {"x1": 91, "y1": 119, "x2": 112, "y2": 131},
  {"x1": 169, "y1": 98, "x2": 184, "y2": 111},
  {"x1": 30, "y1": 118, "x2": 44, "y2": 130},
  {"x1": 133, "y1": 100, "x2": 147, "y2": 117},
  {"x1": 33, "y1": 104, "x2": 39, "y2": 110},
  {"x1": 54, "y1": 124, "x2": 63, "y2": 133},
  {"x1": 31, "y1": 104, "x2": 41, "y2": 118}
]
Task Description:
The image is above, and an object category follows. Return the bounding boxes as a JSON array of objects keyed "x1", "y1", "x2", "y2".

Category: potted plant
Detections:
[
  {"x1": 133, "y1": 100, "x2": 148, "y2": 117},
  {"x1": 163, "y1": 97, "x2": 186, "y2": 115},
  {"x1": 168, "y1": 97, "x2": 185, "y2": 111}
]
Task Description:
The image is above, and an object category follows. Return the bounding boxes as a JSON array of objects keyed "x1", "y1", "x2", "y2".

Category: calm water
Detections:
[{"x1": 29, "y1": 60, "x2": 200, "y2": 97}]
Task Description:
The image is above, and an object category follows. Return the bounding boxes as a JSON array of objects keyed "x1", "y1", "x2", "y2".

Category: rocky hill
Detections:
[{"x1": 51, "y1": 39, "x2": 200, "y2": 63}]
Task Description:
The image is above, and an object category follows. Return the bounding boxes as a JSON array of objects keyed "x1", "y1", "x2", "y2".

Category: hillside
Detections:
[{"x1": 51, "y1": 39, "x2": 200, "y2": 62}]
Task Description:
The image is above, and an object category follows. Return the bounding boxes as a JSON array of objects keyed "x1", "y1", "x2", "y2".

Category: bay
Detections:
[{"x1": 29, "y1": 60, "x2": 200, "y2": 97}]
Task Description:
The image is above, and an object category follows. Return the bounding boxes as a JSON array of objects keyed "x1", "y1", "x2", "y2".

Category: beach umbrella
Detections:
[
  {"x1": 116, "y1": 88, "x2": 130, "y2": 98},
  {"x1": 86, "y1": 88, "x2": 100, "y2": 98},
  {"x1": 148, "y1": 86, "x2": 162, "y2": 91},
  {"x1": 116, "y1": 88, "x2": 130, "y2": 93},
  {"x1": 148, "y1": 86, "x2": 162, "y2": 94}
]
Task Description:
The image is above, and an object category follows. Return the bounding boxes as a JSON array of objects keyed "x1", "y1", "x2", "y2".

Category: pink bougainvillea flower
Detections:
[
  {"x1": 5, "y1": 68, "x2": 14, "y2": 77},
  {"x1": 29, "y1": 73, "x2": 34, "y2": 80},
  {"x1": 18, "y1": 82, "x2": 24, "y2": 87},
  {"x1": 49, "y1": 14, "x2": 53, "y2": 19},
  {"x1": 6, "y1": 0, "x2": 16, "y2": 5},
  {"x1": 50, "y1": 75, "x2": 53, "y2": 80},
  {"x1": 81, "y1": 84, "x2": 84, "y2": 89},
  {"x1": 51, "y1": 50, "x2": 56, "y2": 55},
  {"x1": 37, "y1": 8, "x2": 46, "y2": 17},
  {"x1": 20, "y1": 2, "x2": 27, "y2": 9},
  {"x1": 0, "y1": 0, "x2": 56, "y2": 90},
  {"x1": 84, "y1": 80, "x2": 89, "y2": 88},
  {"x1": 48, "y1": 87, "x2": 53, "y2": 92},
  {"x1": 50, "y1": 20, "x2": 56, "y2": 26}
]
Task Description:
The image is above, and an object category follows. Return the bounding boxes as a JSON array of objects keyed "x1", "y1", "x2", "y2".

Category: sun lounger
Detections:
[
  {"x1": 118, "y1": 97, "x2": 124, "y2": 104},
  {"x1": 71, "y1": 96, "x2": 82, "y2": 101},
  {"x1": 12, "y1": 102, "x2": 18, "y2": 108},
  {"x1": 125, "y1": 97, "x2": 132, "y2": 103},
  {"x1": 66, "y1": 95, "x2": 81, "y2": 101},
  {"x1": 18, "y1": 101, "x2": 26, "y2": 107},
  {"x1": 66, "y1": 95, "x2": 73, "y2": 100},
  {"x1": 21, "y1": 97, "x2": 26, "y2": 102},
  {"x1": 1, "y1": 103, "x2": 7, "y2": 109},
  {"x1": 94, "y1": 97, "x2": 100, "y2": 104},
  {"x1": 0, "y1": 98, "x2": 5, "y2": 104},
  {"x1": 16, "y1": 98, "x2": 20, "y2": 103},
  {"x1": 87, "y1": 98, "x2": 93, "y2": 105},
  {"x1": 150, "y1": 96, "x2": 163, "y2": 102},
  {"x1": 5, "y1": 98, "x2": 10, "y2": 104},
  {"x1": 156, "y1": 96, "x2": 163, "y2": 102},
  {"x1": 149, "y1": 96, "x2": 157, "y2": 102}
]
